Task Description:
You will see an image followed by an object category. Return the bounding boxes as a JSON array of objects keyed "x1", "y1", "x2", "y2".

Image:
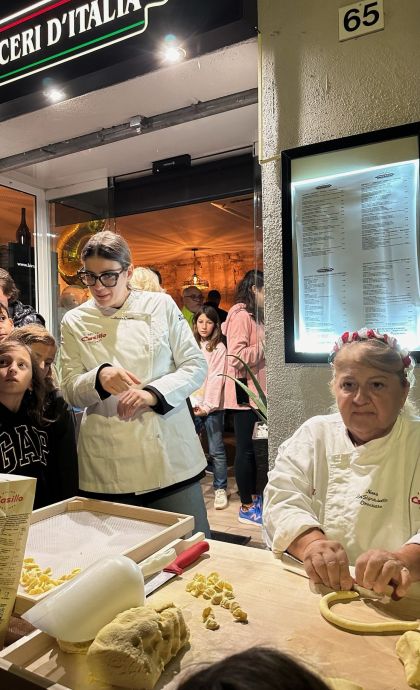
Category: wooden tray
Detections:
[{"x1": 15, "y1": 496, "x2": 194, "y2": 616}]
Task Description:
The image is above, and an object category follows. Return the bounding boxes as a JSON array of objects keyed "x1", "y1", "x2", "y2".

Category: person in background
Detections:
[
  {"x1": 59, "y1": 231, "x2": 210, "y2": 536},
  {"x1": 181, "y1": 286, "x2": 204, "y2": 328},
  {"x1": 148, "y1": 266, "x2": 163, "y2": 287},
  {"x1": 264, "y1": 328, "x2": 420, "y2": 599},
  {"x1": 131, "y1": 266, "x2": 164, "y2": 292},
  {"x1": 0, "y1": 303, "x2": 14, "y2": 342},
  {"x1": 223, "y1": 269, "x2": 266, "y2": 526},
  {"x1": 11, "y1": 324, "x2": 79, "y2": 503},
  {"x1": 204, "y1": 289, "x2": 228, "y2": 324},
  {"x1": 176, "y1": 647, "x2": 329, "y2": 690},
  {"x1": 58, "y1": 285, "x2": 89, "y2": 324},
  {"x1": 60, "y1": 285, "x2": 88, "y2": 311},
  {"x1": 0, "y1": 268, "x2": 45, "y2": 327},
  {"x1": 192, "y1": 305, "x2": 229, "y2": 510}
]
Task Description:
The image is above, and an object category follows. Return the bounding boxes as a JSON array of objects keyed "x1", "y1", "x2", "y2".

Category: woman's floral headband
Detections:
[{"x1": 329, "y1": 327, "x2": 415, "y2": 384}]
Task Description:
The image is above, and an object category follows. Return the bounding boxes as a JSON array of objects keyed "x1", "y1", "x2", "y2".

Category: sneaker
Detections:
[
  {"x1": 214, "y1": 489, "x2": 229, "y2": 510},
  {"x1": 238, "y1": 502, "x2": 262, "y2": 526}
]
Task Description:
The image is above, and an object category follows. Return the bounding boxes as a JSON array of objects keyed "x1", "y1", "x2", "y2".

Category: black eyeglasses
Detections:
[{"x1": 78, "y1": 268, "x2": 125, "y2": 287}]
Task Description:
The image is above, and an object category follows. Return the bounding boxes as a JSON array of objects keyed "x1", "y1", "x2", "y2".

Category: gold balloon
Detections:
[{"x1": 57, "y1": 219, "x2": 106, "y2": 285}]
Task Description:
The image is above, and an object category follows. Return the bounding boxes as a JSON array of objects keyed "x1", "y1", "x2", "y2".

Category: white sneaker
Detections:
[{"x1": 214, "y1": 489, "x2": 228, "y2": 510}]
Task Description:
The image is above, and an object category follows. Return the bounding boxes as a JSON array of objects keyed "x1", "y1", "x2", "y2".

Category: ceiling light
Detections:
[
  {"x1": 44, "y1": 88, "x2": 65, "y2": 103},
  {"x1": 162, "y1": 45, "x2": 186, "y2": 63},
  {"x1": 182, "y1": 248, "x2": 209, "y2": 291}
]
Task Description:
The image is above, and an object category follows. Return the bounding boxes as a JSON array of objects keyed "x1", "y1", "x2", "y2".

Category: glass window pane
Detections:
[{"x1": 0, "y1": 186, "x2": 37, "y2": 309}]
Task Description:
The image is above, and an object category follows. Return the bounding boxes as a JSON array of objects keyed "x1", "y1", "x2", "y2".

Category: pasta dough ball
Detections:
[
  {"x1": 87, "y1": 602, "x2": 189, "y2": 690},
  {"x1": 396, "y1": 631, "x2": 420, "y2": 688}
]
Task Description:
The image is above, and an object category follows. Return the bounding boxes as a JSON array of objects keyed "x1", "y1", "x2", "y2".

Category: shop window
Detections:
[{"x1": 0, "y1": 186, "x2": 37, "y2": 309}]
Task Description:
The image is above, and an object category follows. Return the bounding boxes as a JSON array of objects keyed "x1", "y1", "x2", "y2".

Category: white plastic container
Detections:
[{"x1": 23, "y1": 549, "x2": 175, "y2": 643}]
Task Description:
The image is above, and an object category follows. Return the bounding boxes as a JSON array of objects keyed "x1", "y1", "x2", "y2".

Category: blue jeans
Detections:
[{"x1": 195, "y1": 411, "x2": 228, "y2": 490}]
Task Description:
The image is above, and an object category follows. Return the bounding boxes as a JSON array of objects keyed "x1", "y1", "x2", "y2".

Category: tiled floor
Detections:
[{"x1": 201, "y1": 471, "x2": 266, "y2": 549}]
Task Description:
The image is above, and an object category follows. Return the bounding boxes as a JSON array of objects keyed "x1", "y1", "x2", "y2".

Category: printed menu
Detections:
[{"x1": 292, "y1": 161, "x2": 419, "y2": 352}]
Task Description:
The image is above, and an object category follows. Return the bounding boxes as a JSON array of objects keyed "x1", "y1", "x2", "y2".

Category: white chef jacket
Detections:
[
  {"x1": 60, "y1": 290, "x2": 207, "y2": 493},
  {"x1": 263, "y1": 412, "x2": 420, "y2": 564}
]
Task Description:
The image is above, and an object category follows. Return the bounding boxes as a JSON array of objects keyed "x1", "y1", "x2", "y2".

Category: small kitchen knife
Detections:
[{"x1": 144, "y1": 540, "x2": 209, "y2": 596}]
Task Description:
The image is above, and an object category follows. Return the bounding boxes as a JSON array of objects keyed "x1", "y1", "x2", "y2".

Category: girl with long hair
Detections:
[
  {"x1": 192, "y1": 305, "x2": 229, "y2": 510},
  {"x1": 0, "y1": 339, "x2": 52, "y2": 508},
  {"x1": 223, "y1": 269, "x2": 266, "y2": 525},
  {"x1": 11, "y1": 325, "x2": 79, "y2": 504}
]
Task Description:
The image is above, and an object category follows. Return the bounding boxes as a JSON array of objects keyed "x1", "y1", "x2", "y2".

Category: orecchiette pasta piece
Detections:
[
  {"x1": 223, "y1": 589, "x2": 235, "y2": 599},
  {"x1": 202, "y1": 606, "x2": 213, "y2": 621},
  {"x1": 211, "y1": 592, "x2": 223, "y2": 605},
  {"x1": 220, "y1": 597, "x2": 232, "y2": 609},
  {"x1": 230, "y1": 601, "x2": 248, "y2": 622}
]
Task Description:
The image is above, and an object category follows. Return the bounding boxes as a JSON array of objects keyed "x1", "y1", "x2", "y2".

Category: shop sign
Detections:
[{"x1": 0, "y1": 0, "x2": 169, "y2": 87}]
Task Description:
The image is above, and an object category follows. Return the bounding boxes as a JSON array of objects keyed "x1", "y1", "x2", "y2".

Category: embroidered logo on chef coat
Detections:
[
  {"x1": 356, "y1": 488, "x2": 388, "y2": 508},
  {"x1": 81, "y1": 332, "x2": 107, "y2": 342},
  {"x1": 411, "y1": 493, "x2": 420, "y2": 505}
]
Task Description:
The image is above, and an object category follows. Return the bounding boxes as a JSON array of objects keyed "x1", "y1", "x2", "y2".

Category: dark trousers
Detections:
[{"x1": 233, "y1": 408, "x2": 258, "y2": 505}]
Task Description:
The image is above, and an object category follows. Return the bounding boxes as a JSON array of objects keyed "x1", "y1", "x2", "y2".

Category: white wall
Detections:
[{"x1": 258, "y1": 0, "x2": 420, "y2": 462}]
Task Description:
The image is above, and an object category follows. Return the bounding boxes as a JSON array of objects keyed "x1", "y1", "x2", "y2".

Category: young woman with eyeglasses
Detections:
[{"x1": 59, "y1": 231, "x2": 210, "y2": 535}]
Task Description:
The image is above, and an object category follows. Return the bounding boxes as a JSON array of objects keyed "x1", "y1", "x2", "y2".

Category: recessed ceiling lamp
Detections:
[
  {"x1": 162, "y1": 34, "x2": 186, "y2": 63},
  {"x1": 44, "y1": 88, "x2": 65, "y2": 103},
  {"x1": 182, "y1": 248, "x2": 209, "y2": 291}
]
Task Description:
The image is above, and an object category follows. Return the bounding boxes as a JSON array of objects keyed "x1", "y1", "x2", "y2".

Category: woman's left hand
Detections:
[
  {"x1": 355, "y1": 549, "x2": 412, "y2": 598},
  {"x1": 117, "y1": 389, "x2": 158, "y2": 419}
]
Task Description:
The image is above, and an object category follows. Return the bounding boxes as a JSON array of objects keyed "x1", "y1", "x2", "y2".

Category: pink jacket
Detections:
[
  {"x1": 191, "y1": 340, "x2": 227, "y2": 413},
  {"x1": 222, "y1": 303, "x2": 266, "y2": 411}
]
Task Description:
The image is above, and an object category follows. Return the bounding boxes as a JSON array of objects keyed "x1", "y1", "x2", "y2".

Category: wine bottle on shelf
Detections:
[{"x1": 16, "y1": 207, "x2": 31, "y2": 246}]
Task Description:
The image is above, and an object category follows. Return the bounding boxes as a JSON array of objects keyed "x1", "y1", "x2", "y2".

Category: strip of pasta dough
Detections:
[{"x1": 320, "y1": 591, "x2": 419, "y2": 634}]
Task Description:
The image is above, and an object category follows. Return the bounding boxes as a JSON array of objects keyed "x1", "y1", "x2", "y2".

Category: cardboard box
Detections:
[{"x1": 0, "y1": 475, "x2": 36, "y2": 647}]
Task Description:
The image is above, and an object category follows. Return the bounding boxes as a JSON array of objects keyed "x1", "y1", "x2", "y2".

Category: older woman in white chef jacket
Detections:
[
  {"x1": 60, "y1": 230, "x2": 210, "y2": 536},
  {"x1": 264, "y1": 328, "x2": 420, "y2": 598}
]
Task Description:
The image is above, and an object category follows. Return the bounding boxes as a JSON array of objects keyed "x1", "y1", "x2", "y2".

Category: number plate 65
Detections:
[{"x1": 339, "y1": 0, "x2": 384, "y2": 42}]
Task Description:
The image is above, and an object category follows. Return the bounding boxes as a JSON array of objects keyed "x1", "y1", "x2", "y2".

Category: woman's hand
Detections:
[
  {"x1": 193, "y1": 405, "x2": 207, "y2": 417},
  {"x1": 98, "y1": 367, "x2": 141, "y2": 395},
  {"x1": 117, "y1": 388, "x2": 157, "y2": 419},
  {"x1": 302, "y1": 539, "x2": 353, "y2": 591},
  {"x1": 355, "y1": 549, "x2": 412, "y2": 598}
]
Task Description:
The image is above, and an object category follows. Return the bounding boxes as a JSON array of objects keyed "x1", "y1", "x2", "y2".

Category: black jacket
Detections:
[
  {"x1": 45, "y1": 390, "x2": 79, "y2": 503},
  {"x1": 0, "y1": 393, "x2": 78, "y2": 510},
  {"x1": 8, "y1": 300, "x2": 45, "y2": 328}
]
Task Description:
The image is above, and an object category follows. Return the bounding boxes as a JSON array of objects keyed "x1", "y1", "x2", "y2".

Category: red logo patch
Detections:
[{"x1": 81, "y1": 332, "x2": 107, "y2": 343}]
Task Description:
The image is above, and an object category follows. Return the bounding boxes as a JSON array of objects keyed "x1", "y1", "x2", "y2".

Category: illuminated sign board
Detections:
[{"x1": 0, "y1": 0, "x2": 168, "y2": 87}]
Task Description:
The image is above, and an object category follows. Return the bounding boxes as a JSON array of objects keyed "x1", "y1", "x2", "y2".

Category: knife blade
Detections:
[{"x1": 144, "y1": 540, "x2": 209, "y2": 596}]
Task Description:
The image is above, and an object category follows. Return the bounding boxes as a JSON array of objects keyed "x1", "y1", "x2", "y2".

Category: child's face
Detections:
[
  {"x1": 30, "y1": 342, "x2": 56, "y2": 380},
  {"x1": 196, "y1": 314, "x2": 215, "y2": 340},
  {"x1": 0, "y1": 311, "x2": 14, "y2": 342},
  {"x1": 0, "y1": 345, "x2": 33, "y2": 395}
]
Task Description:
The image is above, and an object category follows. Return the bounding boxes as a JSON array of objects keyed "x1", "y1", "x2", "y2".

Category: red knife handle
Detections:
[{"x1": 163, "y1": 541, "x2": 209, "y2": 575}]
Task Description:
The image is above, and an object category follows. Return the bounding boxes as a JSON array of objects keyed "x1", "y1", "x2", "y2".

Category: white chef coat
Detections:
[
  {"x1": 263, "y1": 412, "x2": 420, "y2": 564},
  {"x1": 60, "y1": 290, "x2": 207, "y2": 493}
]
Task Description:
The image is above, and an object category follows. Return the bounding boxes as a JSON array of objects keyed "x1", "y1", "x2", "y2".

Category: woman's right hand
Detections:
[
  {"x1": 98, "y1": 366, "x2": 141, "y2": 395},
  {"x1": 302, "y1": 539, "x2": 353, "y2": 591}
]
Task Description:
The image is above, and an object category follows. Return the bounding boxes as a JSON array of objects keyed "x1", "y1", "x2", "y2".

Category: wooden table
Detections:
[{"x1": 2, "y1": 539, "x2": 417, "y2": 690}]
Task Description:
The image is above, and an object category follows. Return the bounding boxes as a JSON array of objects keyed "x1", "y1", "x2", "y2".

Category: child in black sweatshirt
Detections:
[{"x1": 0, "y1": 336, "x2": 78, "y2": 509}]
